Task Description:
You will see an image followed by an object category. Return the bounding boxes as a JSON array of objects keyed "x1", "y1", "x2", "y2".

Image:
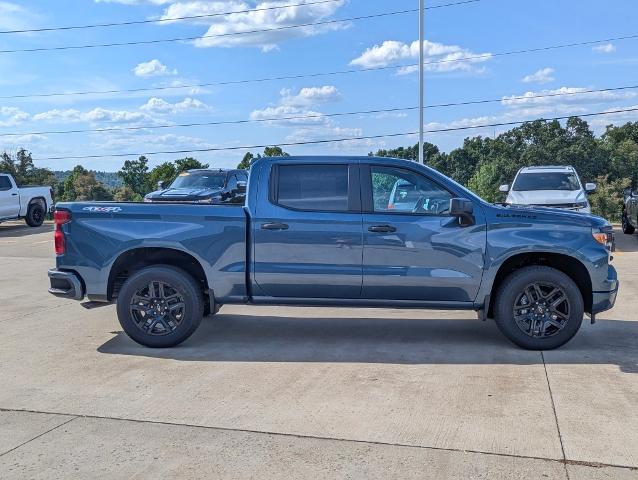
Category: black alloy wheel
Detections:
[{"x1": 513, "y1": 282, "x2": 570, "y2": 338}]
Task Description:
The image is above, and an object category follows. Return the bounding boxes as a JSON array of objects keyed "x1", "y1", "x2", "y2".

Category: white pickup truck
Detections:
[{"x1": 0, "y1": 173, "x2": 53, "y2": 227}]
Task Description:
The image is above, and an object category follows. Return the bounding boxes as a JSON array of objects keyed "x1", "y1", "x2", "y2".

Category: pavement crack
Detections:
[
  {"x1": 1, "y1": 406, "x2": 637, "y2": 472},
  {"x1": 0, "y1": 415, "x2": 77, "y2": 458},
  {"x1": 541, "y1": 350, "x2": 570, "y2": 480}
]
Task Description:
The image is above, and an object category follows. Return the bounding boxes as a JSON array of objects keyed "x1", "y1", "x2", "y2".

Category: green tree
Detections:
[
  {"x1": 148, "y1": 162, "x2": 177, "y2": 189},
  {"x1": 261, "y1": 146, "x2": 289, "y2": 158},
  {"x1": 62, "y1": 166, "x2": 112, "y2": 201},
  {"x1": 588, "y1": 175, "x2": 631, "y2": 222},
  {"x1": 174, "y1": 157, "x2": 209, "y2": 173},
  {"x1": 118, "y1": 156, "x2": 150, "y2": 196},
  {"x1": 238, "y1": 152, "x2": 254, "y2": 169},
  {"x1": 113, "y1": 185, "x2": 142, "y2": 202},
  {"x1": 467, "y1": 162, "x2": 504, "y2": 203},
  {"x1": 0, "y1": 149, "x2": 56, "y2": 187}
]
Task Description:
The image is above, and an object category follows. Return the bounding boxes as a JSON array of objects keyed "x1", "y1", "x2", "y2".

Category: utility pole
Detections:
[{"x1": 418, "y1": 0, "x2": 424, "y2": 164}]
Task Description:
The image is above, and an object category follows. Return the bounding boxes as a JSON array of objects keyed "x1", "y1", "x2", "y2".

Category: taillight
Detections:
[{"x1": 54, "y1": 210, "x2": 71, "y2": 255}]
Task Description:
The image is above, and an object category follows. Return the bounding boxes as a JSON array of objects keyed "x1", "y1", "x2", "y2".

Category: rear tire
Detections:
[
  {"x1": 494, "y1": 266, "x2": 584, "y2": 350},
  {"x1": 622, "y1": 212, "x2": 635, "y2": 234},
  {"x1": 116, "y1": 265, "x2": 204, "y2": 348},
  {"x1": 25, "y1": 202, "x2": 45, "y2": 227}
]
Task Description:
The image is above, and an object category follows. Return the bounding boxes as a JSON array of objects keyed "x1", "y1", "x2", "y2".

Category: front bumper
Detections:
[
  {"x1": 48, "y1": 269, "x2": 84, "y2": 300},
  {"x1": 591, "y1": 265, "x2": 619, "y2": 315}
]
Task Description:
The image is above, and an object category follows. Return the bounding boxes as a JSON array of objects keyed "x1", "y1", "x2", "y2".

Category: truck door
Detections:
[
  {"x1": 360, "y1": 164, "x2": 486, "y2": 303},
  {"x1": 0, "y1": 175, "x2": 20, "y2": 219},
  {"x1": 252, "y1": 161, "x2": 363, "y2": 298}
]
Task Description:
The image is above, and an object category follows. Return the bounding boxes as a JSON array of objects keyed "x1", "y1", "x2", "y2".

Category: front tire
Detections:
[
  {"x1": 116, "y1": 265, "x2": 204, "y2": 348},
  {"x1": 494, "y1": 266, "x2": 584, "y2": 350},
  {"x1": 622, "y1": 211, "x2": 635, "y2": 234},
  {"x1": 25, "y1": 202, "x2": 45, "y2": 227}
]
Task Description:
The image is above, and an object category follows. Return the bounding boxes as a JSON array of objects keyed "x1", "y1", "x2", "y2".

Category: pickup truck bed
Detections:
[{"x1": 49, "y1": 156, "x2": 618, "y2": 350}]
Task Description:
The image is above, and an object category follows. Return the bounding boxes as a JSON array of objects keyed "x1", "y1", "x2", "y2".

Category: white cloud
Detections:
[
  {"x1": 350, "y1": 40, "x2": 492, "y2": 73},
  {"x1": 593, "y1": 43, "x2": 616, "y2": 54},
  {"x1": 250, "y1": 85, "x2": 340, "y2": 126},
  {"x1": 0, "y1": 2, "x2": 40, "y2": 31},
  {"x1": 133, "y1": 59, "x2": 177, "y2": 77},
  {"x1": 250, "y1": 105, "x2": 325, "y2": 126},
  {"x1": 140, "y1": 97, "x2": 210, "y2": 114},
  {"x1": 0, "y1": 106, "x2": 30, "y2": 126},
  {"x1": 94, "y1": 0, "x2": 170, "y2": 4},
  {"x1": 285, "y1": 125, "x2": 362, "y2": 143},
  {"x1": 501, "y1": 86, "x2": 637, "y2": 107},
  {"x1": 159, "y1": 0, "x2": 347, "y2": 52},
  {"x1": 32, "y1": 107, "x2": 153, "y2": 124},
  {"x1": 280, "y1": 85, "x2": 341, "y2": 107},
  {"x1": 521, "y1": 67, "x2": 555, "y2": 84}
]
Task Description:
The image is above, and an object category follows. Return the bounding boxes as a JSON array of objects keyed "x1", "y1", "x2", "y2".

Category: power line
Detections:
[
  {"x1": 0, "y1": 0, "x2": 342, "y2": 34},
  {"x1": 4, "y1": 83, "x2": 638, "y2": 138},
  {"x1": 29, "y1": 106, "x2": 638, "y2": 161},
  {"x1": 4, "y1": 32, "x2": 638, "y2": 100},
  {"x1": 0, "y1": 63, "x2": 419, "y2": 100},
  {"x1": 0, "y1": 8, "x2": 420, "y2": 54},
  {"x1": 0, "y1": 0, "x2": 480, "y2": 35}
]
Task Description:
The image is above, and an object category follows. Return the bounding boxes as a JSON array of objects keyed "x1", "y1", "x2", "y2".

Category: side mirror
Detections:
[
  {"x1": 499, "y1": 184, "x2": 510, "y2": 193},
  {"x1": 450, "y1": 198, "x2": 475, "y2": 226},
  {"x1": 236, "y1": 181, "x2": 247, "y2": 194},
  {"x1": 157, "y1": 180, "x2": 166, "y2": 190},
  {"x1": 585, "y1": 182, "x2": 597, "y2": 193}
]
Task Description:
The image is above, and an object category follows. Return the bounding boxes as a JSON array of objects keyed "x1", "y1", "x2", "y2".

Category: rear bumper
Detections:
[
  {"x1": 48, "y1": 269, "x2": 84, "y2": 300},
  {"x1": 591, "y1": 265, "x2": 619, "y2": 315}
]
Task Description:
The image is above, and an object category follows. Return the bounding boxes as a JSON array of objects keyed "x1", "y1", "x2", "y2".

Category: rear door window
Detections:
[{"x1": 275, "y1": 164, "x2": 349, "y2": 212}]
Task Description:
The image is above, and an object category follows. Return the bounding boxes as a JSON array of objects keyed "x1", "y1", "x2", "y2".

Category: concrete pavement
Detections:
[{"x1": 0, "y1": 220, "x2": 637, "y2": 479}]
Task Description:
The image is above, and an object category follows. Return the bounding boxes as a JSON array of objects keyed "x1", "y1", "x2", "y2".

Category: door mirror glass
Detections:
[
  {"x1": 499, "y1": 184, "x2": 510, "y2": 193},
  {"x1": 235, "y1": 181, "x2": 247, "y2": 194},
  {"x1": 585, "y1": 182, "x2": 597, "y2": 193}
]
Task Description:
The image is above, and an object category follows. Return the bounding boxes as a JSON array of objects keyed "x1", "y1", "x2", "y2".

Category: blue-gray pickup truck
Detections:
[{"x1": 48, "y1": 156, "x2": 618, "y2": 350}]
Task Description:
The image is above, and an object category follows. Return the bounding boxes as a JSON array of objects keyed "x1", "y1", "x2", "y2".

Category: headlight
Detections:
[
  {"x1": 592, "y1": 226, "x2": 614, "y2": 251},
  {"x1": 195, "y1": 197, "x2": 214, "y2": 204},
  {"x1": 143, "y1": 197, "x2": 152, "y2": 203}
]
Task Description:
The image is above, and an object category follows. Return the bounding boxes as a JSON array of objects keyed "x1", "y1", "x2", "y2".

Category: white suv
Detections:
[{"x1": 499, "y1": 166, "x2": 596, "y2": 213}]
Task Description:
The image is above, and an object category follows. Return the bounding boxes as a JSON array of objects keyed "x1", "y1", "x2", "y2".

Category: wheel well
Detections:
[
  {"x1": 108, "y1": 248, "x2": 209, "y2": 303},
  {"x1": 488, "y1": 252, "x2": 593, "y2": 316},
  {"x1": 28, "y1": 196, "x2": 46, "y2": 210}
]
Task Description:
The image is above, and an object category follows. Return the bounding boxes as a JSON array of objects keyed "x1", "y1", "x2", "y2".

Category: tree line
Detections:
[
  {"x1": 1, "y1": 117, "x2": 636, "y2": 220},
  {"x1": 371, "y1": 117, "x2": 638, "y2": 221}
]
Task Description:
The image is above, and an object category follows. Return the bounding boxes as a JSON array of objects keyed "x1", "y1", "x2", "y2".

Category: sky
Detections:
[{"x1": 1, "y1": 0, "x2": 638, "y2": 171}]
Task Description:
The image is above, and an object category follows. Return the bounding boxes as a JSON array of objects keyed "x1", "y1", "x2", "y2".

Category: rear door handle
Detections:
[
  {"x1": 261, "y1": 222, "x2": 289, "y2": 230},
  {"x1": 368, "y1": 224, "x2": 396, "y2": 233}
]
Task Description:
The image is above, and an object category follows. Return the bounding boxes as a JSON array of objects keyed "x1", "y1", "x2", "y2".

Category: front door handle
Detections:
[
  {"x1": 368, "y1": 224, "x2": 396, "y2": 233},
  {"x1": 11, "y1": 193, "x2": 18, "y2": 196},
  {"x1": 261, "y1": 222, "x2": 289, "y2": 230}
]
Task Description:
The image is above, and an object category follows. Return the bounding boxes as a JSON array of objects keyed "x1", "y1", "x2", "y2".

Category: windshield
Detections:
[
  {"x1": 512, "y1": 172, "x2": 581, "y2": 191},
  {"x1": 170, "y1": 172, "x2": 225, "y2": 189}
]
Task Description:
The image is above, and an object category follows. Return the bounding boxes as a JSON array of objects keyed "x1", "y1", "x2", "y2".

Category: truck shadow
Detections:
[
  {"x1": 98, "y1": 314, "x2": 638, "y2": 373},
  {"x1": 0, "y1": 222, "x2": 53, "y2": 238}
]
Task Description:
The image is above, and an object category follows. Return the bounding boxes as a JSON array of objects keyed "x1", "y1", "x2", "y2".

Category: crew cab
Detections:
[
  {"x1": 0, "y1": 173, "x2": 53, "y2": 227},
  {"x1": 144, "y1": 168, "x2": 247, "y2": 204},
  {"x1": 48, "y1": 156, "x2": 618, "y2": 350}
]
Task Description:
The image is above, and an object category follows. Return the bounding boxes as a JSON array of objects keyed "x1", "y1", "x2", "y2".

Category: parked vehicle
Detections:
[
  {"x1": 499, "y1": 166, "x2": 596, "y2": 213},
  {"x1": 0, "y1": 173, "x2": 53, "y2": 227},
  {"x1": 144, "y1": 168, "x2": 248, "y2": 204},
  {"x1": 622, "y1": 187, "x2": 637, "y2": 234},
  {"x1": 48, "y1": 156, "x2": 618, "y2": 350}
]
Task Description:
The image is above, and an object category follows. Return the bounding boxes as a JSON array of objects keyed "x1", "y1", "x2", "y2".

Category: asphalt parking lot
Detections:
[{"x1": 0, "y1": 220, "x2": 637, "y2": 479}]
